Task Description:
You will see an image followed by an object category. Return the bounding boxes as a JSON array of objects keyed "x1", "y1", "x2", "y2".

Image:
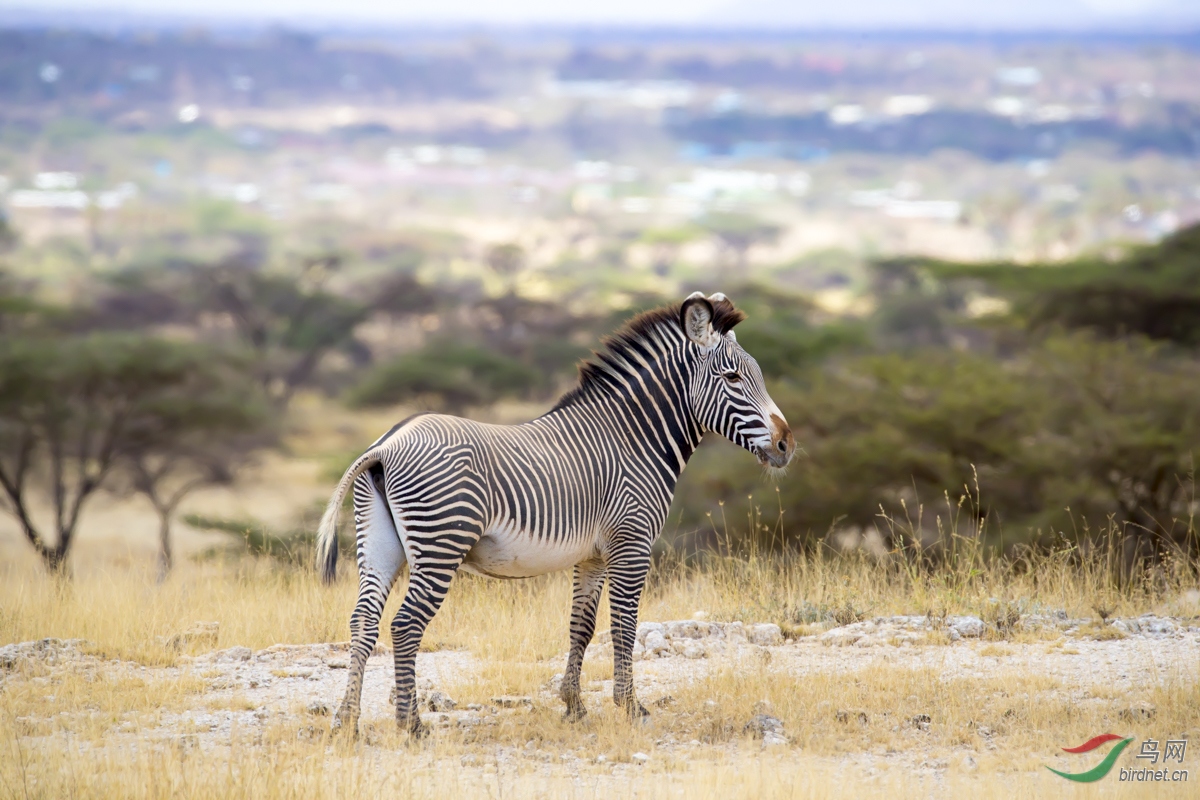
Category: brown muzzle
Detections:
[{"x1": 765, "y1": 413, "x2": 795, "y2": 468}]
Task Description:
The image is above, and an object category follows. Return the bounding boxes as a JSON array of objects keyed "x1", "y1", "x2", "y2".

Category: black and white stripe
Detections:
[{"x1": 319, "y1": 292, "x2": 795, "y2": 735}]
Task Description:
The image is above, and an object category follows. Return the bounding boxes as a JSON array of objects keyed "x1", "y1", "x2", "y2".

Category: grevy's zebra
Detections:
[{"x1": 317, "y1": 292, "x2": 794, "y2": 735}]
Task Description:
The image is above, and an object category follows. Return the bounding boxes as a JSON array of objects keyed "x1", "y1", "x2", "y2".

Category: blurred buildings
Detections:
[{"x1": 1, "y1": 22, "x2": 1198, "y2": 273}]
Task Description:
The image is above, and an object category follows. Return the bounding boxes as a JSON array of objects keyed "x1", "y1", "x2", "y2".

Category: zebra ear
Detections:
[{"x1": 681, "y1": 293, "x2": 720, "y2": 349}]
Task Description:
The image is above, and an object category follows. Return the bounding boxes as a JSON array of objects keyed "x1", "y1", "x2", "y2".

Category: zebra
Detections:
[{"x1": 317, "y1": 291, "x2": 794, "y2": 736}]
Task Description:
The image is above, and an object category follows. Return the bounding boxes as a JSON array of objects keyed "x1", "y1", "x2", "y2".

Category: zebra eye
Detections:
[{"x1": 723, "y1": 371, "x2": 741, "y2": 383}]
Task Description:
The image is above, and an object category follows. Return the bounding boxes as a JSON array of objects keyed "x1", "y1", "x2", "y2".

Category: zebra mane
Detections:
[{"x1": 550, "y1": 297, "x2": 746, "y2": 412}]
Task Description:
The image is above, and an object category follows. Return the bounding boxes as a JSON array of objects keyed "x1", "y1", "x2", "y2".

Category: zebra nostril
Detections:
[{"x1": 777, "y1": 440, "x2": 787, "y2": 452}]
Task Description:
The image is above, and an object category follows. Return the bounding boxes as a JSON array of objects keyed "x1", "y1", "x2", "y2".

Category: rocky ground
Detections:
[{"x1": 4, "y1": 612, "x2": 1198, "y2": 791}]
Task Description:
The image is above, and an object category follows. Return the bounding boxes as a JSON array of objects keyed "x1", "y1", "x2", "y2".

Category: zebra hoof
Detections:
[
  {"x1": 399, "y1": 717, "x2": 429, "y2": 740},
  {"x1": 562, "y1": 703, "x2": 588, "y2": 723},
  {"x1": 625, "y1": 702, "x2": 651, "y2": 724},
  {"x1": 331, "y1": 710, "x2": 358, "y2": 738}
]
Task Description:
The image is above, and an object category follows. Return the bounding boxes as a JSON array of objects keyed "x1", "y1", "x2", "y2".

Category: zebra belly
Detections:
[{"x1": 462, "y1": 525, "x2": 598, "y2": 578}]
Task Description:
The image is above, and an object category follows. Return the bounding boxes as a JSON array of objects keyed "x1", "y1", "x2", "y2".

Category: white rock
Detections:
[
  {"x1": 631, "y1": 752, "x2": 649, "y2": 764},
  {"x1": 748, "y1": 624, "x2": 783, "y2": 646},
  {"x1": 724, "y1": 622, "x2": 747, "y2": 642},
  {"x1": 819, "y1": 629, "x2": 863, "y2": 647},
  {"x1": 424, "y1": 691, "x2": 457, "y2": 712},
  {"x1": 680, "y1": 641, "x2": 706, "y2": 659},
  {"x1": 643, "y1": 631, "x2": 671, "y2": 657},
  {"x1": 1140, "y1": 617, "x2": 1177, "y2": 636},
  {"x1": 949, "y1": 616, "x2": 985, "y2": 638},
  {"x1": 216, "y1": 646, "x2": 252, "y2": 662},
  {"x1": 744, "y1": 713, "x2": 786, "y2": 738},
  {"x1": 666, "y1": 620, "x2": 704, "y2": 640},
  {"x1": 635, "y1": 622, "x2": 663, "y2": 643}
]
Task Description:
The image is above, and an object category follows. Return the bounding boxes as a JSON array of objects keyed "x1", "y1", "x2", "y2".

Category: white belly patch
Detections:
[{"x1": 462, "y1": 523, "x2": 597, "y2": 578}]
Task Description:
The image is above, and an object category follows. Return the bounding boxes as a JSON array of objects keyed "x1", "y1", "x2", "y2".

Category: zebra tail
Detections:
[{"x1": 316, "y1": 451, "x2": 380, "y2": 584}]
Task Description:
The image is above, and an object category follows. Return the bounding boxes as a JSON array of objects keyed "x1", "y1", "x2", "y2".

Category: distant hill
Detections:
[{"x1": 706, "y1": 0, "x2": 1200, "y2": 31}]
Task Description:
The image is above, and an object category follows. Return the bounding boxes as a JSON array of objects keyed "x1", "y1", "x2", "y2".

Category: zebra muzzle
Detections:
[{"x1": 761, "y1": 415, "x2": 795, "y2": 468}]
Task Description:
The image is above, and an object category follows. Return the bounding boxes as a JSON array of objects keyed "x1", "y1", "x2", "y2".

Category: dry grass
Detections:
[
  {"x1": 11, "y1": 735, "x2": 1165, "y2": 800},
  {"x1": 1, "y1": 534, "x2": 1194, "y2": 668},
  {"x1": 2, "y1": 540, "x2": 1198, "y2": 799},
  {"x1": 677, "y1": 658, "x2": 1198, "y2": 758},
  {"x1": 3, "y1": 663, "x2": 208, "y2": 743}
]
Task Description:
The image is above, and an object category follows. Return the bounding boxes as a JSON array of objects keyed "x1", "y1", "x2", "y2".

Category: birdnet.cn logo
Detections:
[{"x1": 1046, "y1": 733, "x2": 1189, "y2": 783}]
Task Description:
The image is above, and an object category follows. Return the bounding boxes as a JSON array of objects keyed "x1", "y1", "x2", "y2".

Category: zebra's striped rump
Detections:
[{"x1": 322, "y1": 292, "x2": 794, "y2": 735}]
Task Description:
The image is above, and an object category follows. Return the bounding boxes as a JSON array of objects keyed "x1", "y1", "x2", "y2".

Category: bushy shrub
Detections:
[
  {"x1": 347, "y1": 340, "x2": 541, "y2": 412},
  {"x1": 675, "y1": 333, "x2": 1200, "y2": 559}
]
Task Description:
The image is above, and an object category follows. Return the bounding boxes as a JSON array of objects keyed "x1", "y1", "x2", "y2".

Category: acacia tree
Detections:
[
  {"x1": 639, "y1": 226, "x2": 700, "y2": 276},
  {"x1": 113, "y1": 351, "x2": 274, "y2": 577},
  {"x1": 0, "y1": 334, "x2": 270, "y2": 575},
  {"x1": 192, "y1": 252, "x2": 371, "y2": 407},
  {"x1": 915, "y1": 222, "x2": 1200, "y2": 346},
  {"x1": 702, "y1": 214, "x2": 781, "y2": 279}
]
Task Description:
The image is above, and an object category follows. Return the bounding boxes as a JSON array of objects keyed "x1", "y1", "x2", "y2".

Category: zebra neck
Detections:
[{"x1": 545, "y1": 357, "x2": 702, "y2": 483}]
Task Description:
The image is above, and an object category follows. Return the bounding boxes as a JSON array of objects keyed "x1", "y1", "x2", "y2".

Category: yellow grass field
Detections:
[
  {"x1": 2, "y1": 548, "x2": 1198, "y2": 799},
  {"x1": 2, "y1": 398, "x2": 1198, "y2": 798}
]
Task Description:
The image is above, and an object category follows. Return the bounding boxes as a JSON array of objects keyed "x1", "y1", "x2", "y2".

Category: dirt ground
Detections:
[{"x1": 5, "y1": 611, "x2": 1197, "y2": 796}]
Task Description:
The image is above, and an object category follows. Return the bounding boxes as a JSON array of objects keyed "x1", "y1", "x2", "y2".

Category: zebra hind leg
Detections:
[
  {"x1": 389, "y1": 538, "x2": 474, "y2": 737},
  {"x1": 560, "y1": 559, "x2": 605, "y2": 722},
  {"x1": 333, "y1": 470, "x2": 405, "y2": 736},
  {"x1": 607, "y1": 544, "x2": 651, "y2": 721}
]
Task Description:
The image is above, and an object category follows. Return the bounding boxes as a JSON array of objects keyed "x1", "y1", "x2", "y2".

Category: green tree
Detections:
[
  {"x1": 919, "y1": 222, "x2": 1200, "y2": 346},
  {"x1": 0, "y1": 211, "x2": 17, "y2": 254},
  {"x1": 486, "y1": 243, "x2": 526, "y2": 286},
  {"x1": 112, "y1": 350, "x2": 275, "y2": 577},
  {"x1": 194, "y1": 252, "x2": 371, "y2": 406},
  {"x1": 639, "y1": 226, "x2": 701, "y2": 276},
  {"x1": 0, "y1": 335, "x2": 271, "y2": 575},
  {"x1": 718, "y1": 283, "x2": 865, "y2": 378},
  {"x1": 702, "y1": 214, "x2": 782, "y2": 279},
  {"x1": 675, "y1": 334, "x2": 1200, "y2": 572},
  {"x1": 347, "y1": 340, "x2": 540, "y2": 414}
]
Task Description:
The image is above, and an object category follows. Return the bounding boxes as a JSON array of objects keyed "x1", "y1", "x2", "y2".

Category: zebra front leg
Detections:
[
  {"x1": 333, "y1": 471, "x2": 404, "y2": 736},
  {"x1": 561, "y1": 559, "x2": 605, "y2": 722},
  {"x1": 607, "y1": 542, "x2": 651, "y2": 721}
]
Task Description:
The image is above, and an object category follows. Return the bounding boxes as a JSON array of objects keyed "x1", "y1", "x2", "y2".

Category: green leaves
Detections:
[
  {"x1": 0, "y1": 333, "x2": 273, "y2": 573},
  {"x1": 346, "y1": 341, "x2": 541, "y2": 413},
  {"x1": 925, "y1": 222, "x2": 1200, "y2": 345},
  {"x1": 678, "y1": 333, "x2": 1200, "y2": 554},
  {"x1": 697, "y1": 222, "x2": 1199, "y2": 556}
]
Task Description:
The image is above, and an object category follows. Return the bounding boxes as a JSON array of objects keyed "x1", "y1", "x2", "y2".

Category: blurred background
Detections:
[{"x1": 2, "y1": 0, "x2": 1199, "y2": 578}]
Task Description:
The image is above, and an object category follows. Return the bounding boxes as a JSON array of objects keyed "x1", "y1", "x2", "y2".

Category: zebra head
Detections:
[{"x1": 680, "y1": 291, "x2": 795, "y2": 471}]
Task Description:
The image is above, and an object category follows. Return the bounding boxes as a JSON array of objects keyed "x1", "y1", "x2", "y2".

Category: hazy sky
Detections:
[
  {"x1": 10, "y1": 0, "x2": 722, "y2": 24},
  {"x1": 0, "y1": 0, "x2": 1188, "y2": 26}
]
